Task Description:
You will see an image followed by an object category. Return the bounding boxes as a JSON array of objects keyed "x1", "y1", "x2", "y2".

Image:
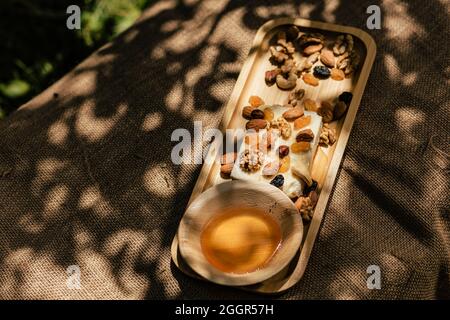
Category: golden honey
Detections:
[{"x1": 200, "y1": 207, "x2": 281, "y2": 274}]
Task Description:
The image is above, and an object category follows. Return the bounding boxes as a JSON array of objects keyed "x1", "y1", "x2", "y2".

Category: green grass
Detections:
[{"x1": 0, "y1": 0, "x2": 152, "y2": 119}]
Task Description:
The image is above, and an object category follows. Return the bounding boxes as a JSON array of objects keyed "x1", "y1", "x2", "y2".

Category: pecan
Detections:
[
  {"x1": 271, "y1": 117, "x2": 291, "y2": 139},
  {"x1": 319, "y1": 123, "x2": 337, "y2": 147}
]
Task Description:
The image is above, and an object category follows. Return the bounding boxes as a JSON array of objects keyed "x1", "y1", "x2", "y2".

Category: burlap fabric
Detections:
[{"x1": 0, "y1": 0, "x2": 448, "y2": 299}]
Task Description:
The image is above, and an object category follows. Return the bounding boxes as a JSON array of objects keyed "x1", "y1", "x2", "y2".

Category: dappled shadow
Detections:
[{"x1": 0, "y1": 0, "x2": 448, "y2": 299}]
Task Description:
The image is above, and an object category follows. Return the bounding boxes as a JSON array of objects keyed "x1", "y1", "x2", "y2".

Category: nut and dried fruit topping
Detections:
[
  {"x1": 319, "y1": 123, "x2": 336, "y2": 147},
  {"x1": 250, "y1": 109, "x2": 265, "y2": 119},
  {"x1": 265, "y1": 68, "x2": 281, "y2": 86},
  {"x1": 333, "y1": 101, "x2": 348, "y2": 119},
  {"x1": 302, "y1": 73, "x2": 319, "y2": 86},
  {"x1": 291, "y1": 141, "x2": 311, "y2": 153},
  {"x1": 278, "y1": 145, "x2": 290, "y2": 158},
  {"x1": 239, "y1": 149, "x2": 264, "y2": 172},
  {"x1": 317, "y1": 101, "x2": 334, "y2": 123},
  {"x1": 249, "y1": 95, "x2": 265, "y2": 107},
  {"x1": 295, "y1": 195, "x2": 316, "y2": 221},
  {"x1": 246, "y1": 119, "x2": 268, "y2": 131},
  {"x1": 296, "y1": 129, "x2": 315, "y2": 142},
  {"x1": 262, "y1": 161, "x2": 280, "y2": 176},
  {"x1": 313, "y1": 65, "x2": 331, "y2": 79},
  {"x1": 339, "y1": 91, "x2": 353, "y2": 105},
  {"x1": 288, "y1": 88, "x2": 305, "y2": 107},
  {"x1": 270, "y1": 174, "x2": 284, "y2": 188},
  {"x1": 330, "y1": 68, "x2": 345, "y2": 81},
  {"x1": 303, "y1": 99, "x2": 317, "y2": 112},
  {"x1": 283, "y1": 107, "x2": 304, "y2": 121},
  {"x1": 294, "y1": 115, "x2": 311, "y2": 129},
  {"x1": 320, "y1": 49, "x2": 335, "y2": 68},
  {"x1": 263, "y1": 107, "x2": 274, "y2": 121},
  {"x1": 271, "y1": 117, "x2": 291, "y2": 139},
  {"x1": 242, "y1": 106, "x2": 256, "y2": 119},
  {"x1": 278, "y1": 156, "x2": 290, "y2": 173}
]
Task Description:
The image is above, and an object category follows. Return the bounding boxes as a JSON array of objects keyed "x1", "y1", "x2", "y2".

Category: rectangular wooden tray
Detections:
[{"x1": 171, "y1": 17, "x2": 376, "y2": 294}]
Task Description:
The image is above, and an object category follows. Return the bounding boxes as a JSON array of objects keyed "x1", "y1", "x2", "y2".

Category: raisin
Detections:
[
  {"x1": 339, "y1": 92, "x2": 353, "y2": 105},
  {"x1": 304, "y1": 180, "x2": 318, "y2": 195},
  {"x1": 251, "y1": 109, "x2": 265, "y2": 119},
  {"x1": 313, "y1": 66, "x2": 331, "y2": 79},
  {"x1": 270, "y1": 174, "x2": 284, "y2": 188}
]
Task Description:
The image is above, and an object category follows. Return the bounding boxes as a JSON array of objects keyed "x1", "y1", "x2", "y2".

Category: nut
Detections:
[
  {"x1": 239, "y1": 149, "x2": 264, "y2": 172},
  {"x1": 270, "y1": 46, "x2": 289, "y2": 64},
  {"x1": 317, "y1": 101, "x2": 334, "y2": 123},
  {"x1": 276, "y1": 73, "x2": 298, "y2": 90},
  {"x1": 319, "y1": 123, "x2": 337, "y2": 147},
  {"x1": 296, "y1": 129, "x2": 314, "y2": 142},
  {"x1": 262, "y1": 161, "x2": 280, "y2": 176},
  {"x1": 278, "y1": 145, "x2": 290, "y2": 158},
  {"x1": 302, "y1": 73, "x2": 319, "y2": 86},
  {"x1": 242, "y1": 106, "x2": 256, "y2": 119},
  {"x1": 220, "y1": 163, "x2": 234, "y2": 177},
  {"x1": 282, "y1": 107, "x2": 304, "y2": 121},
  {"x1": 295, "y1": 196, "x2": 315, "y2": 221},
  {"x1": 288, "y1": 88, "x2": 305, "y2": 106},
  {"x1": 280, "y1": 59, "x2": 296, "y2": 74},
  {"x1": 246, "y1": 119, "x2": 268, "y2": 131},
  {"x1": 298, "y1": 33, "x2": 324, "y2": 47},
  {"x1": 251, "y1": 109, "x2": 265, "y2": 119},
  {"x1": 271, "y1": 117, "x2": 291, "y2": 139},
  {"x1": 333, "y1": 34, "x2": 354, "y2": 56},
  {"x1": 333, "y1": 101, "x2": 348, "y2": 119},
  {"x1": 297, "y1": 52, "x2": 320, "y2": 72},
  {"x1": 320, "y1": 49, "x2": 335, "y2": 67},
  {"x1": 330, "y1": 68, "x2": 345, "y2": 81},
  {"x1": 303, "y1": 43, "x2": 323, "y2": 56},
  {"x1": 220, "y1": 152, "x2": 237, "y2": 165},
  {"x1": 265, "y1": 68, "x2": 281, "y2": 86}
]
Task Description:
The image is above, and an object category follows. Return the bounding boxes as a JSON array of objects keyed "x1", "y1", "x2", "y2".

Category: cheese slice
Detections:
[{"x1": 230, "y1": 105, "x2": 322, "y2": 198}]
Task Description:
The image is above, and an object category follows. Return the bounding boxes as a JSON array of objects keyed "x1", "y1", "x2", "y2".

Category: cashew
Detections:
[{"x1": 276, "y1": 73, "x2": 298, "y2": 90}]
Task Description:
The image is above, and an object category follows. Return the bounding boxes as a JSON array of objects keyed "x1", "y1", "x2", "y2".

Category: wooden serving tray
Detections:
[{"x1": 171, "y1": 17, "x2": 376, "y2": 294}]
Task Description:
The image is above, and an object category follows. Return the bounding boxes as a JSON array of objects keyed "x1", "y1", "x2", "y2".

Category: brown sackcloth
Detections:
[{"x1": 0, "y1": 0, "x2": 448, "y2": 299}]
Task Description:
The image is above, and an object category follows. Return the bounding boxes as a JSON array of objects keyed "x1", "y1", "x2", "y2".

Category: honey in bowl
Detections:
[{"x1": 200, "y1": 207, "x2": 282, "y2": 274}]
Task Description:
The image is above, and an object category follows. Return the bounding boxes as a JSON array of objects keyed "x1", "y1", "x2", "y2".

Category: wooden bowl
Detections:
[{"x1": 178, "y1": 180, "x2": 303, "y2": 286}]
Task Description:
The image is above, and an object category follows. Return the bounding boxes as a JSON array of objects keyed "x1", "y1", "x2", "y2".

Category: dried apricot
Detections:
[
  {"x1": 279, "y1": 156, "x2": 290, "y2": 173},
  {"x1": 302, "y1": 73, "x2": 319, "y2": 86},
  {"x1": 249, "y1": 95, "x2": 265, "y2": 107},
  {"x1": 294, "y1": 115, "x2": 311, "y2": 130},
  {"x1": 291, "y1": 142, "x2": 311, "y2": 153},
  {"x1": 263, "y1": 107, "x2": 274, "y2": 121}
]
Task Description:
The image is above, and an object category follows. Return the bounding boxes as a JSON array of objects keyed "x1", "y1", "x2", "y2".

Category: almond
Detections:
[
  {"x1": 246, "y1": 119, "x2": 268, "y2": 131},
  {"x1": 296, "y1": 129, "x2": 314, "y2": 142},
  {"x1": 320, "y1": 49, "x2": 335, "y2": 68},
  {"x1": 282, "y1": 107, "x2": 304, "y2": 121},
  {"x1": 220, "y1": 152, "x2": 237, "y2": 165},
  {"x1": 303, "y1": 44, "x2": 323, "y2": 55},
  {"x1": 242, "y1": 106, "x2": 255, "y2": 119},
  {"x1": 302, "y1": 73, "x2": 319, "y2": 86}
]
